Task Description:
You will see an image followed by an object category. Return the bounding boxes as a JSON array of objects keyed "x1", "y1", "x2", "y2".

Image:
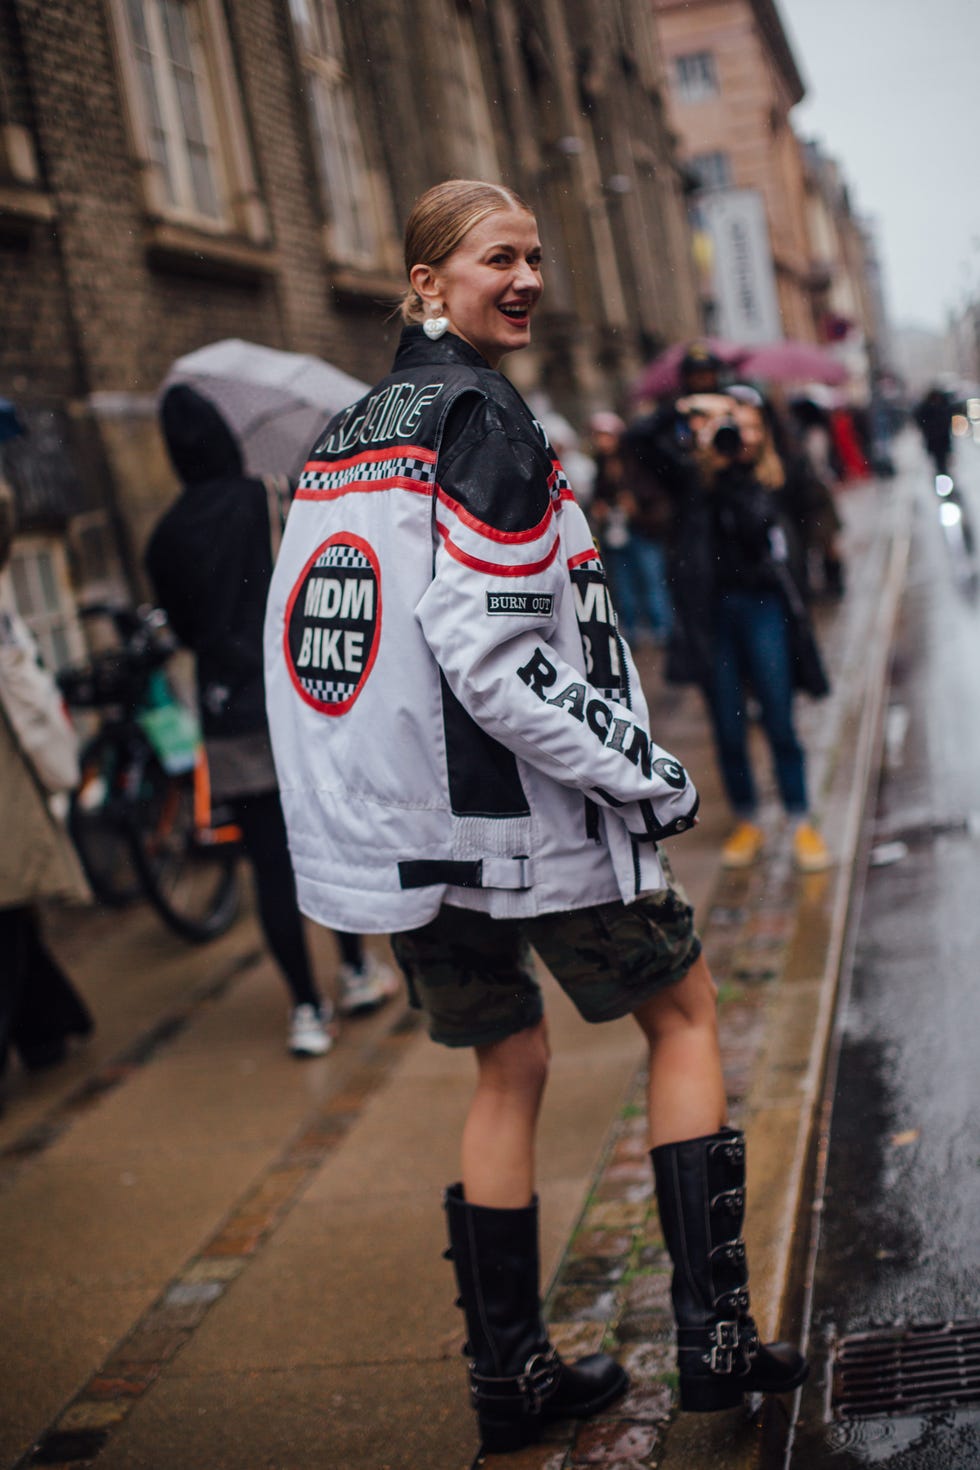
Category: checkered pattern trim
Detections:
[
  {"x1": 531, "y1": 416, "x2": 575, "y2": 507},
  {"x1": 298, "y1": 449, "x2": 437, "y2": 498},
  {"x1": 298, "y1": 676, "x2": 355, "y2": 704},
  {"x1": 312, "y1": 544, "x2": 370, "y2": 571},
  {"x1": 548, "y1": 461, "x2": 575, "y2": 504}
]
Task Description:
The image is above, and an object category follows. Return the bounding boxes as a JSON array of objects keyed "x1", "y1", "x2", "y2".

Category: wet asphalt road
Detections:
[{"x1": 789, "y1": 442, "x2": 980, "y2": 1468}]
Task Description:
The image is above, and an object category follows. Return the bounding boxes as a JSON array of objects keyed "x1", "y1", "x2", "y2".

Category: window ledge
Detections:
[
  {"x1": 146, "y1": 220, "x2": 277, "y2": 285},
  {"x1": 329, "y1": 263, "x2": 405, "y2": 304},
  {"x1": 0, "y1": 181, "x2": 56, "y2": 241}
]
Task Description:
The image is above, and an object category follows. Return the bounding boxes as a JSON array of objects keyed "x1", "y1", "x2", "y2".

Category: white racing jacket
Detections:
[{"x1": 264, "y1": 327, "x2": 699, "y2": 934}]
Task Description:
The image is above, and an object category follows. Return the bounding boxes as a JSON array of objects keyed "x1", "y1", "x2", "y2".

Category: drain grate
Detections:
[{"x1": 832, "y1": 1320, "x2": 980, "y2": 1419}]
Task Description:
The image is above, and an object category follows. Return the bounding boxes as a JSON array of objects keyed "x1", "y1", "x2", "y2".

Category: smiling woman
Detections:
[
  {"x1": 264, "y1": 177, "x2": 806, "y2": 1457},
  {"x1": 399, "y1": 179, "x2": 541, "y2": 367}
]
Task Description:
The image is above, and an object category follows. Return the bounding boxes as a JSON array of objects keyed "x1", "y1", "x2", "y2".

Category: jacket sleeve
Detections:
[{"x1": 415, "y1": 394, "x2": 698, "y2": 840}]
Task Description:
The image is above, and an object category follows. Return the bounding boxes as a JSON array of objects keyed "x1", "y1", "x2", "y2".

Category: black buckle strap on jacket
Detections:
[
  {"x1": 468, "y1": 1348, "x2": 561, "y2": 1413},
  {"x1": 591, "y1": 789, "x2": 699, "y2": 841},
  {"x1": 636, "y1": 793, "x2": 700, "y2": 841},
  {"x1": 398, "y1": 856, "x2": 532, "y2": 890}
]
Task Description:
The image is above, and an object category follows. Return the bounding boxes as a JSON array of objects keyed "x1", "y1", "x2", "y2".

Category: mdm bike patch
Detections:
[
  {"x1": 284, "y1": 533, "x2": 381, "y2": 715},
  {"x1": 570, "y1": 567, "x2": 624, "y2": 699}
]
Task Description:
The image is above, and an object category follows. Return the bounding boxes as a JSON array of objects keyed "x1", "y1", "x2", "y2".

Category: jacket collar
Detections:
[{"x1": 393, "y1": 324, "x2": 491, "y2": 373}]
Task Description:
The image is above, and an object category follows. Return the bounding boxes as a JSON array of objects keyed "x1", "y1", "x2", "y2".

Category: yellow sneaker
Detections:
[
  {"x1": 793, "y1": 821, "x2": 831, "y2": 873},
  {"x1": 721, "y1": 821, "x2": 764, "y2": 868}
]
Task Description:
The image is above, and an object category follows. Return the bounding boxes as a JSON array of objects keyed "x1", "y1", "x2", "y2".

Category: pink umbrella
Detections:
[
  {"x1": 632, "y1": 338, "x2": 746, "y2": 400},
  {"x1": 735, "y1": 340, "x2": 848, "y2": 387}
]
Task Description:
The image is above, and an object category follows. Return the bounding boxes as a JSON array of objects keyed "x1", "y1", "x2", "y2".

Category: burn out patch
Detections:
[{"x1": 284, "y1": 534, "x2": 381, "y2": 715}]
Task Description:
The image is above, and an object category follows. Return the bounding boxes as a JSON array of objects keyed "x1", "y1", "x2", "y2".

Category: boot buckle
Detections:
[
  {"x1": 708, "y1": 1320, "x2": 739, "y2": 1374},
  {"x1": 710, "y1": 1187, "x2": 744, "y2": 1214},
  {"x1": 518, "y1": 1348, "x2": 560, "y2": 1412},
  {"x1": 708, "y1": 1139, "x2": 744, "y2": 1167}
]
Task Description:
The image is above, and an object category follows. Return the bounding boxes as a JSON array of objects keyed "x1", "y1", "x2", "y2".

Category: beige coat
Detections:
[{"x1": 0, "y1": 708, "x2": 88, "y2": 909}]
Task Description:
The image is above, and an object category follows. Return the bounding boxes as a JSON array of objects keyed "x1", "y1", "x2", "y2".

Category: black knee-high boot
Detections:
[
  {"x1": 444, "y1": 1183, "x2": 629, "y2": 1454},
  {"x1": 651, "y1": 1128, "x2": 808, "y2": 1411}
]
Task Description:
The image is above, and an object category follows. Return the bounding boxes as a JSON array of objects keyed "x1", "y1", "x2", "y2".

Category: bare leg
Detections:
[
  {"x1": 461, "y1": 1019, "x2": 550, "y2": 1209},
  {"x1": 632, "y1": 953, "x2": 726, "y2": 1148}
]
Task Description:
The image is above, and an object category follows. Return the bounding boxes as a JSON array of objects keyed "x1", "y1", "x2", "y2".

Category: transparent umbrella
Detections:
[{"x1": 162, "y1": 339, "x2": 368, "y2": 479}]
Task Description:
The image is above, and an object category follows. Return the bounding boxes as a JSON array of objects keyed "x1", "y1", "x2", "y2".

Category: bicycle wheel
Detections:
[
  {"x1": 68, "y1": 729, "x2": 143, "y2": 907},
  {"x1": 128, "y1": 755, "x2": 241, "y2": 943}
]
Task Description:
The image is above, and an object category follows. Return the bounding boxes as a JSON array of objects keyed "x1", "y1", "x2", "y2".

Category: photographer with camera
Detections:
[{"x1": 667, "y1": 390, "x2": 831, "y2": 873}]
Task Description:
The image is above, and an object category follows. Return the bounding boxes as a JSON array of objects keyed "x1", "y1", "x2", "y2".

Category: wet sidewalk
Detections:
[{"x1": 0, "y1": 459, "x2": 915, "y2": 1470}]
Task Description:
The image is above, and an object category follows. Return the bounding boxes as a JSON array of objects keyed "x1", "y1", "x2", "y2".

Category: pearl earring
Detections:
[{"x1": 423, "y1": 308, "x2": 449, "y2": 341}]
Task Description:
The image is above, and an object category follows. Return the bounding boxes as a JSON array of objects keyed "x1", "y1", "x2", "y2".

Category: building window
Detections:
[
  {"x1": 674, "y1": 51, "x2": 719, "y2": 104},
  {"x1": 289, "y1": 0, "x2": 394, "y2": 268},
  {"x1": 690, "y1": 151, "x2": 732, "y2": 192},
  {"x1": 108, "y1": 0, "x2": 268, "y2": 240},
  {"x1": 125, "y1": 0, "x2": 226, "y2": 221},
  {"x1": 9, "y1": 536, "x2": 85, "y2": 674}
]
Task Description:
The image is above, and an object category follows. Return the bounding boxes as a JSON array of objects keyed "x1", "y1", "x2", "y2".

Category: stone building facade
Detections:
[
  {"x1": 801, "y1": 139, "x2": 893, "y2": 393},
  {"x1": 0, "y1": 0, "x2": 700, "y2": 651},
  {"x1": 651, "y1": 0, "x2": 818, "y2": 343}
]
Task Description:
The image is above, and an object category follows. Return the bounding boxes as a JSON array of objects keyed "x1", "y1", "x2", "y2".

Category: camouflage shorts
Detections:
[{"x1": 390, "y1": 879, "x2": 701, "y2": 1049}]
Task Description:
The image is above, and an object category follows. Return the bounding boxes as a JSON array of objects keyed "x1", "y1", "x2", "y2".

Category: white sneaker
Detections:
[
  {"x1": 288, "y1": 1003, "x2": 333, "y2": 1058},
  {"x1": 337, "y1": 955, "x2": 398, "y2": 1016}
]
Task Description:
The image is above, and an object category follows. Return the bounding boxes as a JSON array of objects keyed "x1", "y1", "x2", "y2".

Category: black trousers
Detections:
[
  {"x1": 230, "y1": 789, "x2": 362, "y2": 1009},
  {"x1": 0, "y1": 906, "x2": 93, "y2": 1073}
]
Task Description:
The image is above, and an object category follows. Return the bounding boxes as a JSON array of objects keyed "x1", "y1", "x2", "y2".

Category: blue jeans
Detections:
[
  {"x1": 604, "y1": 535, "x2": 672, "y2": 640},
  {"x1": 707, "y1": 591, "x2": 807, "y2": 816}
]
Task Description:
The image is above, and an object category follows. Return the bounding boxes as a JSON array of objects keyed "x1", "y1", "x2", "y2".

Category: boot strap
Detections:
[
  {"x1": 469, "y1": 1347, "x2": 561, "y2": 1413},
  {"x1": 709, "y1": 1186, "x2": 744, "y2": 1214},
  {"x1": 678, "y1": 1318, "x2": 762, "y2": 1376},
  {"x1": 678, "y1": 1320, "x2": 745, "y2": 1375}
]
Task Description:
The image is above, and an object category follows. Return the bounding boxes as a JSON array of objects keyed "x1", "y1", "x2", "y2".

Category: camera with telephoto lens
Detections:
[{"x1": 712, "y1": 418, "x2": 742, "y2": 457}]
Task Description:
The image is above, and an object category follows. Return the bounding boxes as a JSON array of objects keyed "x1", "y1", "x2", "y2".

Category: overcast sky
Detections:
[{"x1": 778, "y1": 0, "x2": 980, "y2": 332}]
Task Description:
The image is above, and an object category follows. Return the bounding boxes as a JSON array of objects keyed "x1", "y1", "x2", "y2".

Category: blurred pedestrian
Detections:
[
  {"x1": 146, "y1": 386, "x2": 395, "y2": 1059},
  {"x1": 0, "y1": 485, "x2": 93, "y2": 1091},
  {"x1": 588, "y1": 411, "x2": 673, "y2": 645},
  {"x1": 265, "y1": 179, "x2": 806, "y2": 1456},
  {"x1": 783, "y1": 395, "x2": 845, "y2": 598},
  {"x1": 670, "y1": 392, "x2": 832, "y2": 873},
  {"x1": 914, "y1": 386, "x2": 954, "y2": 477},
  {"x1": 829, "y1": 405, "x2": 870, "y2": 482}
]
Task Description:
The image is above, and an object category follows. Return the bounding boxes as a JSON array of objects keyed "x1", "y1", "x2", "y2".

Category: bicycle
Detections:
[{"x1": 58, "y1": 605, "x2": 242, "y2": 943}]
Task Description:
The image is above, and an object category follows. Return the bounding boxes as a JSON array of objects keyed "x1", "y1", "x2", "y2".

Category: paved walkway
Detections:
[{"x1": 0, "y1": 458, "x2": 915, "y2": 1470}]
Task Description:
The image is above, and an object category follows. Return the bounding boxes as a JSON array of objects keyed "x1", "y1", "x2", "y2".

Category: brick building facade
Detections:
[{"x1": 0, "y1": 0, "x2": 700, "y2": 652}]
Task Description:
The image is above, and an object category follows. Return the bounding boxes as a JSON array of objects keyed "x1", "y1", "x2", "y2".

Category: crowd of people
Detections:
[{"x1": 561, "y1": 343, "x2": 859, "y2": 873}]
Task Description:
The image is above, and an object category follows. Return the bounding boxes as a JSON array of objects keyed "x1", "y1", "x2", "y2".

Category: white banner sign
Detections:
[{"x1": 698, "y1": 188, "x2": 783, "y2": 345}]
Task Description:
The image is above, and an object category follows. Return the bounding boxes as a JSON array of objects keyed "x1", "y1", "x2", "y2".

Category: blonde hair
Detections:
[
  {"x1": 400, "y1": 179, "x2": 534, "y2": 324},
  {"x1": 745, "y1": 408, "x2": 786, "y2": 491}
]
